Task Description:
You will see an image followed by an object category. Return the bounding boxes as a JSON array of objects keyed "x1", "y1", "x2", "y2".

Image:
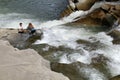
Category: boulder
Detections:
[
  {"x1": 107, "y1": 29, "x2": 120, "y2": 44},
  {"x1": 74, "y1": 8, "x2": 107, "y2": 26},
  {"x1": 60, "y1": 1, "x2": 120, "y2": 27},
  {"x1": 101, "y1": 4, "x2": 111, "y2": 11},
  {"x1": 60, "y1": 0, "x2": 97, "y2": 17},
  {"x1": 51, "y1": 62, "x2": 88, "y2": 80},
  {"x1": 75, "y1": 0, "x2": 96, "y2": 10},
  {"x1": 109, "y1": 75, "x2": 120, "y2": 80},
  {"x1": 0, "y1": 40, "x2": 69, "y2": 80}
]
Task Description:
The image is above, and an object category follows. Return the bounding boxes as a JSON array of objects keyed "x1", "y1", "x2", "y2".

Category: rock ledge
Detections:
[{"x1": 0, "y1": 40, "x2": 69, "y2": 80}]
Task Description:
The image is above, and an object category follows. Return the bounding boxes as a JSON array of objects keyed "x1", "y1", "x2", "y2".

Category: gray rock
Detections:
[
  {"x1": 0, "y1": 28, "x2": 43, "y2": 49},
  {"x1": 0, "y1": 40, "x2": 69, "y2": 80}
]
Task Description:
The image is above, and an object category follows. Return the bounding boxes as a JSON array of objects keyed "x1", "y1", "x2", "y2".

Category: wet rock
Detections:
[
  {"x1": 76, "y1": 39, "x2": 91, "y2": 45},
  {"x1": 77, "y1": 38, "x2": 106, "y2": 51},
  {"x1": 51, "y1": 62, "x2": 88, "y2": 80},
  {"x1": 60, "y1": 0, "x2": 97, "y2": 18},
  {"x1": 74, "y1": 8, "x2": 109, "y2": 26},
  {"x1": 61, "y1": 2, "x2": 120, "y2": 27},
  {"x1": 75, "y1": 0, "x2": 96, "y2": 11},
  {"x1": 91, "y1": 54, "x2": 111, "y2": 78},
  {"x1": 91, "y1": 54, "x2": 109, "y2": 64},
  {"x1": 61, "y1": 7, "x2": 116, "y2": 26},
  {"x1": 107, "y1": 29, "x2": 120, "y2": 44},
  {"x1": 51, "y1": 59, "x2": 111, "y2": 80},
  {"x1": 109, "y1": 75, "x2": 120, "y2": 80},
  {"x1": 31, "y1": 44, "x2": 74, "y2": 62}
]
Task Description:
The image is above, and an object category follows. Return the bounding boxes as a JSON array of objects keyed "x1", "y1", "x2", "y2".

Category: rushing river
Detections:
[{"x1": 0, "y1": 0, "x2": 120, "y2": 80}]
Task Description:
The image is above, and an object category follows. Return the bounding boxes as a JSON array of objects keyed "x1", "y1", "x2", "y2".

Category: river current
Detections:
[{"x1": 0, "y1": 0, "x2": 120, "y2": 80}]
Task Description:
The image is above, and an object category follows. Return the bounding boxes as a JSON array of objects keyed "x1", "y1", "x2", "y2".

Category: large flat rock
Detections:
[
  {"x1": 0, "y1": 28, "x2": 42, "y2": 49},
  {"x1": 0, "y1": 40, "x2": 69, "y2": 80}
]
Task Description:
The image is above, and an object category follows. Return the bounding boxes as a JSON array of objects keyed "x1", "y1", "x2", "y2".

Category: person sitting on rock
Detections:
[
  {"x1": 27, "y1": 23, "x2": 36, "y2": 35},
  {"x1": 18, "y1": 23, "x2": 25, "y2": 33}
]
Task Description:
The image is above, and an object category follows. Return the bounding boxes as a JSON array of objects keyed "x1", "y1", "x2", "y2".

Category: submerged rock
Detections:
[
  {"x1": 51, "y1": 58, "x2": 110, "y2": 80},
  {"x1": 51, "y1": 62, "x2": 88, "y2": 80},
  {"x1": 0, "y1": 40, "x2": 69, "y2": 80},
  {"x1": 107, "y1": 29, "x2": 120, "y2": 44}
]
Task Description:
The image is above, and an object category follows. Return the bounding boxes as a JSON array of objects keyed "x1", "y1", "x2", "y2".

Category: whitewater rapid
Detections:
[
  {"x1": 35, "y1": 12, "x2": 120, "y2": 80},
  {"x1": 1, "y1": 1, "x2": 120, "y2": 80},
  {"x1": 1, "y1": 10, "x2": 120, "y2": 80}
]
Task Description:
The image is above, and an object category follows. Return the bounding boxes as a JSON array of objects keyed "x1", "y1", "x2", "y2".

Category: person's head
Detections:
[
  {"x1": 28, "y1": 23, "x2": 34, "y2": 27},
  {"x1": 28, "y1": 23, "x2": 31, "y2": 26},
  {"x1": 19, "y1": 23, "x2": 22, "y2": 26}
]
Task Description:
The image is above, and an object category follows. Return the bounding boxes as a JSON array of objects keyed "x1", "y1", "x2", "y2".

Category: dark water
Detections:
[{"x1": 0, "y1": 0, "x2": 68, "y2": 20}]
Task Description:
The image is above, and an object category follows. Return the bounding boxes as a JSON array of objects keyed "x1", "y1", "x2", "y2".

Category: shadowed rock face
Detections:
[{"x1": 109, "y1": 75, "x2": 120, "y2": 80}]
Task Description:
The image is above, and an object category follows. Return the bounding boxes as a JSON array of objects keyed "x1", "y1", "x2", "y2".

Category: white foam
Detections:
[
  {"x1": 107, "y1": 61, "x2": 120, "y2": 76},
  {"x1": 59, "y1": 54, "x2": 71, "y2": 64},
  {"x1": 34, "y1": 26, "x2": 94, "y2": 49},
  {"x1": 58, "y1": 30, "x2": 120, "y2": 77},
  {"x1": 38, "y1": 10, "x2": 88, "y2": 29},
  {"x1": 34, "y1": 10, "x2": 96, "y2": 48},
  {"x1": 87, "y1": 32, "x2": 120, "y2": 76},
  {"x1": 59, "y1": 50, "x2": 91, "y2": 64},
  {"x1": 80, "y1": 68, "x2": 107, "y2": 80},
  {"x1": 0, "y1": 13, "x2": 41, "y2": 29},
  {"x1": 92, "y1": 44, "x2": 120, "y2": 76},
  {"x1": 89, "y1": 32, "x2": 113, "y2": 45},
  {"x1": 102, "y1": 45, "x2": 120, "y2": 76}
]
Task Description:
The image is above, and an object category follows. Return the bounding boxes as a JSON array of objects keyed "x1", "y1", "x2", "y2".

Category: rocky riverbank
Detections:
[
  {"x1": 0, "y1": 28, "x2": 42, "y2": 49},
  {"x1": 1, "y1": 25, "x2": 120, "y2": 80},
  {"x1": 0, "y1": 28, "x2": 69, "y2": 80},
  {"x1": 60, "y1": 0, "x2": 120, "y2": 27}
]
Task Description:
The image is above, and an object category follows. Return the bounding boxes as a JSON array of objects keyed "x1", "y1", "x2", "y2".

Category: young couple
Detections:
[{"x1": 18, "y1": 23, "x2": 36, "y2": 35}]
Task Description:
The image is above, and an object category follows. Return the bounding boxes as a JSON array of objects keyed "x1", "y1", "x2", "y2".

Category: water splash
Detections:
[{"x1": 80, "y1": 68, "x2": 107, "y2": 80}]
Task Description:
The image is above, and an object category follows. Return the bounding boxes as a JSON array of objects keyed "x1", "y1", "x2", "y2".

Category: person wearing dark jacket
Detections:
[{"x1": 27, "y1": 23, "x2": 36, "y2": 35}]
